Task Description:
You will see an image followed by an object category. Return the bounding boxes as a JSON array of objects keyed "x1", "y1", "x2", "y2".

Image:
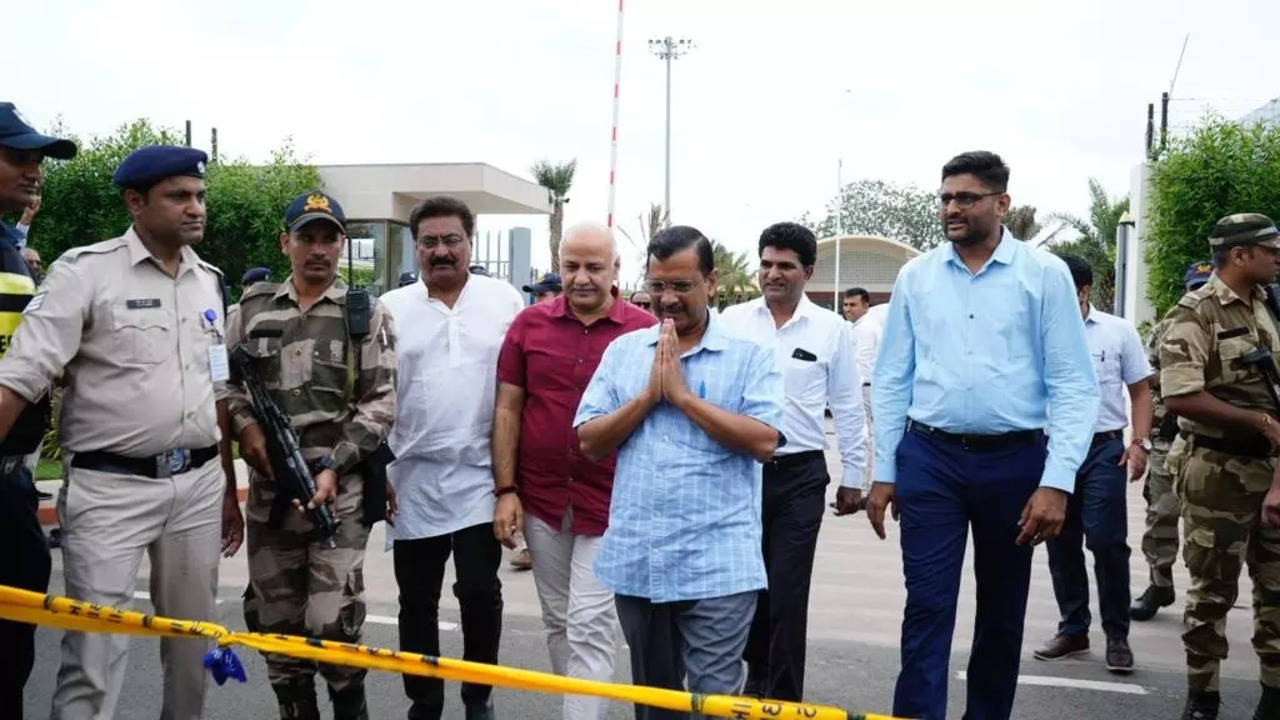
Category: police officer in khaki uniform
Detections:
[
  {"x1": 0, "y1": 102, "x2": 76, "y2": 720},
  {"x1": 1160, "y1": 214, "x2": 1280, "y2": 720},
  {"x1": 0, "y1": 145, "x2": 244, "y2": 720}
]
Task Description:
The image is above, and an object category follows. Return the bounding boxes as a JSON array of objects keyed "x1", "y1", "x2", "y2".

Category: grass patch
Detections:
[{"x1": 36, "y1": 459, "x2": 61, "y2": 481}]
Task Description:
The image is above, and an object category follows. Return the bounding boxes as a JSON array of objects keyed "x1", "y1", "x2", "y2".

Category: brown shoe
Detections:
[
  {"x1": 509, "y1": 548, "x2": 532, "y2": 571},
  {"x1": 1032, "y1": 633, "x2": 1089, "y2": 661}
]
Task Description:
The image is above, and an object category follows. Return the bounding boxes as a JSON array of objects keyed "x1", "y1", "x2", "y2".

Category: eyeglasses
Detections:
[
  {"x1": 416, "y1": 235, "x2": 466, "y2": 250},
  {"x1": 937, "y1": 191, "x2": 1003, "y2": 209},
  {"x1": 646, "y1": 280, "x2": 696, "y2": 295},
  {"x1": 633, "y1": 301, "x2": 652, "y2": 309}
]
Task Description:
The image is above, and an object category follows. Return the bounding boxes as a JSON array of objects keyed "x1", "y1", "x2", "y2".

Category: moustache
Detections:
[{"x1": 430, "y1": 257, "x2": 457, "y2": 267}]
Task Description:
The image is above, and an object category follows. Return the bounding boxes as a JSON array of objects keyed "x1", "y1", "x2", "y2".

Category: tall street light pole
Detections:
[{"x1": 649, "y1": 36, "x2": 693, "y2": 222}]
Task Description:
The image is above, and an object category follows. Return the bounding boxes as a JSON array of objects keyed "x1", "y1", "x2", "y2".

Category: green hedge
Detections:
[{"x1": 1145, "y1": 118, "x2": 1280, "y2": 316}]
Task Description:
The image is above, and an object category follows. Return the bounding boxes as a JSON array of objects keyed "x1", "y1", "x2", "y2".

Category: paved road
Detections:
[{"x1": 22, "y1": 445, "x2": 1267, "y2": 718}]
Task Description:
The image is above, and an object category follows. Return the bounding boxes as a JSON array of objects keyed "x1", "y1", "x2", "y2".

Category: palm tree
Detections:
[
  {"x1": 1046, "y1": 179, "x2": 1129, "y2": 312},
  {"x1": 1005, "y1": 205, "x2": 1042, "y2": 241},
  {"x1": 710, "y1": 240, "x2": 756, "y2": 307},
  {"x1": 530, "y1": 159, "x2": 577, "y2": 270}
]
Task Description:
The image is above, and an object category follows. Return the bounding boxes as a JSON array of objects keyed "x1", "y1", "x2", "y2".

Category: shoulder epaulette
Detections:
[{"x1": 57, "y1": 237, "x2": 128, "y2": 264}]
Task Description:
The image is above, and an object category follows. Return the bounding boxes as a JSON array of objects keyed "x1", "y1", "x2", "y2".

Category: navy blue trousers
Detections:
[
  {"x1": 1046, "y1": 437, "x2": 1131, "y2": 639},
  {"x1": 0, "y1": 466, "x2": 51, "y2": 720},
  {"x1": 893, "y1": 426, "x2": 1046, "y2": 720}
]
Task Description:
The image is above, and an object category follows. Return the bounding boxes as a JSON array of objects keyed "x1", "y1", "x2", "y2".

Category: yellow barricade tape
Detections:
[{"x1": 0, "y1": 585, "x2": 904, "y2": 720}]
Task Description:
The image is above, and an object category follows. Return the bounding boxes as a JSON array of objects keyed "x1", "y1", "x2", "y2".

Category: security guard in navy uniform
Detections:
[
  {"x1": 0, "y1": 102, "x2": 76, "y2": 720},
  {"x1": 0, "y1": 144, "x2": 244, "y2": 720}
]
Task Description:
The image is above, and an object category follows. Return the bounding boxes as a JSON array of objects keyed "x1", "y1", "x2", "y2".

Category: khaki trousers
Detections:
[{"x1": 51, "y1": 458, "x2": 223, "y2": 720}]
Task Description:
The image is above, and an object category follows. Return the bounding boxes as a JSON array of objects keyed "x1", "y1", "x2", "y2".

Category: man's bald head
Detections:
[
  {"x1": 559, "y1": 222, "x2": 621, "y2": 317},
  {"x1": 561, "y1": 222, "x2": 618, "y2": 262}
]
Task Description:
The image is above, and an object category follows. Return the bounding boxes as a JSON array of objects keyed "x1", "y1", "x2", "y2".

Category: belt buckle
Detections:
[{"x1": 157, "y1": 449, "x2": 189, "y2": 478}]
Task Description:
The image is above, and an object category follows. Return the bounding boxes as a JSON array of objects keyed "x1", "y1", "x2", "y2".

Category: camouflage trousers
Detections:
[
  {"x1": 1141, "y1": 446, "x2": 1181, "y2": 588},
  {"x1": 243, "y1": 472, "x2": 372, "y2": 702},
  {"x1": 1169, "y1": 435, "x2": 1280, "y2": 692}
]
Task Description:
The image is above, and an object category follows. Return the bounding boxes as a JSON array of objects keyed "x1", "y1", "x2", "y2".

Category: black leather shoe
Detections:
[
  {"x1": 1255, "y1": 683, "x2": 1280, "y2": 720},
  {"x1": 1181, "y1": 690, "x2": 1219, "y2": 720},
  {"x1": 1130, "y1": 585, "x2": 1175, "y2": 621},
  {"x1": 1105, "y1": 636, "x2": 1134, "y2": 674},
  {"x1": 1033, "y1": 633, "x2": 1089, "y2": 661},
  {"x1": 465, "y1": 700, "x2": 496, "y2": 720}
]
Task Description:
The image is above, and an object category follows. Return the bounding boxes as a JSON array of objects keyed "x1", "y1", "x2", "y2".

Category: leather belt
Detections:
[
  {"x1": 907, "y1": 419, "x2": 1043, "y2": 451},
  {"x1": 768, "y1": 449, "x2": 825, "y2": 467},
  {"x1": 1190, "y1": 433, "x2": 1272, "y2": 460},
  {"x1": 1091, "y1": 429, "x2": 1124, "y2": 448},
  {"x1": 71, "y1": 445, "x2": 219, "y2": 479}
]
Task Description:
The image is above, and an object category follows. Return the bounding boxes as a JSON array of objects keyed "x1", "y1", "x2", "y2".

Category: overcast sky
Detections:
[{"x1": 12, "y1": 0, "x2": 1279, "y2": 276}]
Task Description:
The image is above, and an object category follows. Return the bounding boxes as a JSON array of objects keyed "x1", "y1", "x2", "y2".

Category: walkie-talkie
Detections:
[{"x1": 345, "y1": 227, "x2": 371, "y2": 338}]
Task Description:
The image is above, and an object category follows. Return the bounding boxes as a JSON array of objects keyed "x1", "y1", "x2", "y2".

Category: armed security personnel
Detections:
[
  {"x1": 226, "y1": 190, "x2": 397, "y2": 720},
  {"x1": 0, "y1": 145, "x2": 241, "y2": 720},
  {"x1": 1160, "y1": 214, "x2": 1280, "y2": 720},
  {"x1": 1131, "y1": 261, "x2": 1211, "y2": 622},
  {"x1": 0, "y1": 102, "x2": 75, "y2": 720}
]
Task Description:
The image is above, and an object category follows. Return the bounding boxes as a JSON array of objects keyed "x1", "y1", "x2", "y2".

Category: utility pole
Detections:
[{"x1": 648, "y1": 36, "x2": 693, "y2": 221}]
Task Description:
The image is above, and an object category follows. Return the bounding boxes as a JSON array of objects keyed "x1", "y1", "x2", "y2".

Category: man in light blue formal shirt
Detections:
[
  {"x1": 868, "y1": 151, "x2": 1099, "y2": 720},
  {"x1": 575, "y1": 226, "x2": 783, "y2": 720}
]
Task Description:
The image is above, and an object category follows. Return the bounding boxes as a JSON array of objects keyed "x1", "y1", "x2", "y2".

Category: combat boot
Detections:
[
  {"x1": 1180, "y1": 690, "x2": 1219, "y2": 720},
  {"x1": 274, "y1": 677, "x2": 320, "y2": 720},
  {"x1": 329, "y1": 682, "x2": 369, "y2": 720},
  {"x1": 1254, "y1": 683, "x2": 1280, "y2": 720},
  {"x1": 1130, "y1": 585, "x2": 1175, "y2": 621}
]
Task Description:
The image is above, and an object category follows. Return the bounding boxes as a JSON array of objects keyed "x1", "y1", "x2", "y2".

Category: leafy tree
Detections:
[
  {"x1": 1146, "y1": 117, "x2": 1280, "y2": 315},
  {"x1": 1005, "y1": 205, "x2": 1042, "y2": 241},
  {"x1": 530, "y1": 159, "x2": 577, "y2": 270},
  {"x1": 1046, "y1": 179, "x2": 1128, "y2": 313},
  {"x1": 26, "y1": 120, "x2": 319, "y2": 300},
  {"x1": 801, "y1": 179, "x2": 941, "y2": 251}
]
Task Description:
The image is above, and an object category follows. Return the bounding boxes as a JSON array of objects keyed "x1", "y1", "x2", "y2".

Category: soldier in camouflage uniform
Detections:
[
  {"x1": 1160, "y1": 214, "x2": 1280, "y2": 720},
  {"x1": 1132, "y1": 261, "x2": 1212, "y2": 621},
  {"x1": 225, "y1": 191, "x2": 397, "y2": 720}
]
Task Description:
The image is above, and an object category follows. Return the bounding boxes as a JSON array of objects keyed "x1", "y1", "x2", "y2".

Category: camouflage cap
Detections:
[{"x1": 1208, "y1": 213, "x2": 1280, "y2": 249}]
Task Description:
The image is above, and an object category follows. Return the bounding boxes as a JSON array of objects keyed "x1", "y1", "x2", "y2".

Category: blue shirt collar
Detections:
[
  {"x1": 0, "y1": 221, "x2": 20, "y2": 248},
  {"x1": 945, "y1": 226, "x2": 1017, "y2": 275},
  {"x1": 642, "y1": 308, "x2": 729, "y2": 354}
]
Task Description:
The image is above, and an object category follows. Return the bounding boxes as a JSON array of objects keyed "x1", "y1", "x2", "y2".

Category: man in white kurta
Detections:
[{"x1": 380, "y1": 196, "x2": 525, "y2": 720}]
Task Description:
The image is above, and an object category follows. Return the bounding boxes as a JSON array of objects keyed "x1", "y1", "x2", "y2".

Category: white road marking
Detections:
[
  {"x1": 366, "y1": 614, "x2": 458, "y2": 631},
  {"x1": 955, "y1": 671, "x2": 1147, "y2": 695}
]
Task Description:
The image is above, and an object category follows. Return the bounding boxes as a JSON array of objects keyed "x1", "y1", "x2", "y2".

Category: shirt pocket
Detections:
[
  {"x1": 112, "y1": 307, "x2": 173, "y2": 365},
  {"x1": 1091, "y1": 348, "x2": 1122, "y2": 389},
  {"x1": 784, "y1": 352, "x2": 826, "y2": 403},
  {"x1": 1216, "y1": 332, "x2": 1262, "y2": 384}
]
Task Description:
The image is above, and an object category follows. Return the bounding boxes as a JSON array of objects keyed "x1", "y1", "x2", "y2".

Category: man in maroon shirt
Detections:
[{"x1": 493, "y1": 222, "x2": 655, "y2": 720}]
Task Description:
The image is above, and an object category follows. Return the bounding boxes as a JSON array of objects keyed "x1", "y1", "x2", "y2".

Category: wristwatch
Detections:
[
  {"x1": 1131, "y1": 438, "x2": 1152, "y2": 452},
  {"x1": 314, "y1": 457, "x2": 336, "y2": 473}
]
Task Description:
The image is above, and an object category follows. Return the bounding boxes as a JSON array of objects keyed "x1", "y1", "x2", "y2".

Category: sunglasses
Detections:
[{"x1": 633, "y1": 301, "x2": 651, "y2": 309}]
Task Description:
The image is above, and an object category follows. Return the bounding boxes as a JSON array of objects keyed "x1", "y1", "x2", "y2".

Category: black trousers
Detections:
[
  {"x1": 743, "y1": 450, "x2": 828, "y2": 701},
  {"x1": 394, "y1": 521, "x2": 503, "y2": 720},
  {"x1": 0, "y1": 466, "x2": 51, "y2": 720}
]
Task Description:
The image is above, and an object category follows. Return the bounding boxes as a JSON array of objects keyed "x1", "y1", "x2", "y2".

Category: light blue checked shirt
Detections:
[
  {"x1": 872, "y1": 229, "x2": 1100, "y2": 493},
  {"x1": 574, "y1": 310, "x2": 784, "y2": 603}
]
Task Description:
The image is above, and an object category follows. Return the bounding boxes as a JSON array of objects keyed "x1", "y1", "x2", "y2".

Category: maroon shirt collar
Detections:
[{"x1": 550, "y1": 286, "x2": 626, "y2": 323}]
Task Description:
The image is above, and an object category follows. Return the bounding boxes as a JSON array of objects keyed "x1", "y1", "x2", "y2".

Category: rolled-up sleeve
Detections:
[
  {"x1": 1158, "y1": 306, "x2": 1207, "y2": 398},
  {"x1": 871, "y1": 273, "x2": 915, "y2": 484},
  {"x1": 738, "y1": 341, "x2": 784, "y2": 437},
  {"x1": 1039, "y1": 262, "x2": 1100, "y2": 493},
  {"x1": 574, "y1": 337, "x2": 624, "y2": 429},
  {"x1": 0, "y1": 257, "x2": 89, "y2": 401}
]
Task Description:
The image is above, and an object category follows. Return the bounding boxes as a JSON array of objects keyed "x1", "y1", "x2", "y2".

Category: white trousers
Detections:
[{"x1": 525, "y1": 509, "x2": 618, "y2": 720}]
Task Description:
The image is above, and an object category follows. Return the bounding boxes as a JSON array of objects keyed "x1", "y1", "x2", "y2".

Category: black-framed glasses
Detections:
[
  {"x1": 937, "y1": 191, "x2": 1003, "y2": 209},
  {"x1": 646, "y1": 280, "x2": 696, "y2": 295},
  {"x1": 416, "y1": 234, "x2": 466, "y2": 250},
  {"x1": 633, "y1": 300, "x2": 652, "y2": 309}
]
